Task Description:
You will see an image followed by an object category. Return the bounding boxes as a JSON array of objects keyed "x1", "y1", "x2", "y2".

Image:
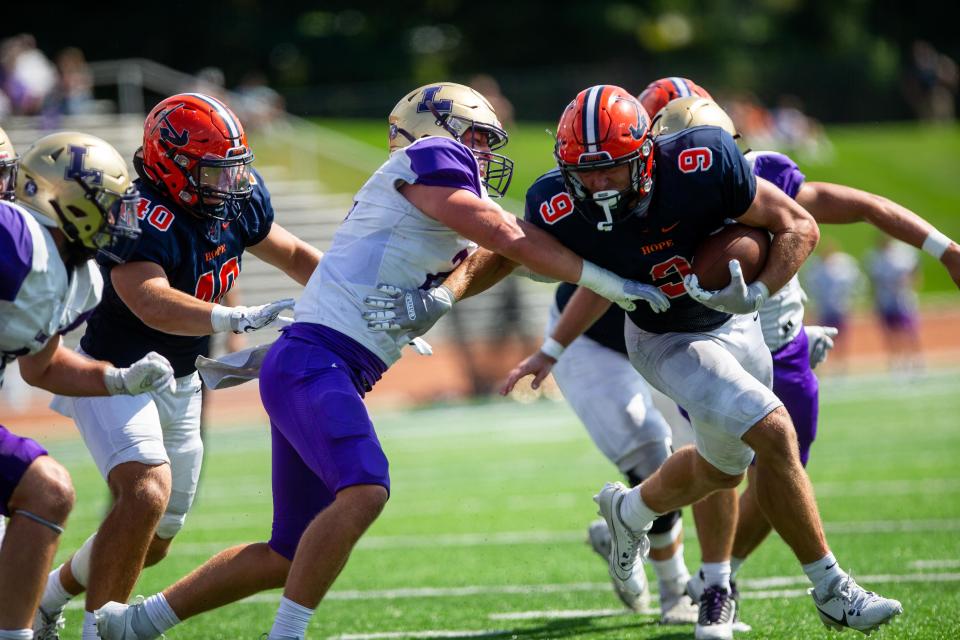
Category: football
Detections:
[{"x1": 692, "y1": 223, "x2": 770, "y2": 290}]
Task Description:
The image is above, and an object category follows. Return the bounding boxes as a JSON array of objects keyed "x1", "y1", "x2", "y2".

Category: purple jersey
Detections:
[{"x1": 746, "y1": 150, "x2": 806, "y2": 198}]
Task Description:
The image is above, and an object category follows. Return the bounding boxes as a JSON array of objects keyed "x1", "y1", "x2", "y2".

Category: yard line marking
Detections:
[
  {"x1": 66, "y1": 570, "x2": 960, "y2": 611},
  {"x1": 490, "y1": 608, "x2": 640, "y2": 620},
  {"x1": 156, "y1": 517, "x2": 960, "y2": 554},
  {"x1": 330, "y1": 632, "x2": 508, "y2": 639},
  {"x1": 908, "y1": 559, "x2": 960, "y2": 569}
]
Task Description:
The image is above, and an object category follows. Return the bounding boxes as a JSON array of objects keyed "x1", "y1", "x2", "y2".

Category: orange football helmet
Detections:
[
  {"x1": 638, "y1": 77, "x2": 712, "y2": 119},
  {"x1": 138, "y1": 93, "x2": 254, "y2": 220},
  {"x1": 554, "y1": 85, "x2": 655, "y2": 228}
]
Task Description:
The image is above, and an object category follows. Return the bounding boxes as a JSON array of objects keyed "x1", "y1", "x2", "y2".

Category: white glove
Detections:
[
  {"x1": 578, "y1": 261, "x2": 670, "y2": 313},
  {"x1": 104, "y1": 351, "x2": 175, "y2": 395},
  {"x1": 363, "y1": 284, "x2": 455, "y2": 343},
  {"x1": 684, "y1": 260, "x2": 769, "y2": 314},
  {"x1": 211, "y1": 298, "x2": 296, "y2": 334},
  {"x1": 804, "y1": 325, "x2": 839, "y2": 369}
]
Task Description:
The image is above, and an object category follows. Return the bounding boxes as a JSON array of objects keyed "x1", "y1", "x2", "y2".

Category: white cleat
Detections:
[
  {"x1": 811, "y1": 573, "x2": 903, "y2": 635},
  {"x1": 687, "y1": 571, "x2": 750, "y2": 632},
  {"x1": 95, "y1": 599, "x2": 162, "y2": 640},
  {"x1": 592, "y1": 482, "x2": 651, "y2": 604},
  {"x1": 587, "y1": 518, "x2": 650, "y2": 612},
  {"x1": 695, "y1": 585, "x2": 736, "y2": 640},
  {"x1": 33, "y1": 606, "x2": 66, "y2": 640},
  {"x1": 658, "y1": 575, "x2": 699, "y2": 625}
]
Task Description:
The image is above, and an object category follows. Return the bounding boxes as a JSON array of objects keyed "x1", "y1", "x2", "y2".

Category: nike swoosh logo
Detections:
[
  {"x1": 661, "y1": 222, "x2": 679, "y2": 233},
  {"x1": 817, "y1": 604, "x2": 847, "y2": 627}
]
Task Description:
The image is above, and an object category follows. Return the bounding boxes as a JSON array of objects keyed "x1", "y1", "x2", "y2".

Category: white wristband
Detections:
[
  {"x1": 210, "y1": 304, "x2": 233, "y2": 333},
  {"x1": 540, "y1": 337, "x2": 566, "y2": 360},
  {"x1": 922, "y1": 229, "x2": 953, "y2": 260}
]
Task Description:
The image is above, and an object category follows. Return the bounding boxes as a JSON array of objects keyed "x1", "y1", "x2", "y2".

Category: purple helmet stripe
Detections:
[
  {"x1": 182, "y1": 92, "x2": 242, "y2": 140},
  {"x1": 669, "y1": 77, "x2": 691, "y2": 97}
]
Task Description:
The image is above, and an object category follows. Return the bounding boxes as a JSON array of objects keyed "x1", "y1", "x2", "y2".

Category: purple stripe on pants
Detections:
[
  {"x1": 259, "y1": 329, "x2": 390, "y2": 560},
  {"x1": 771, "y1": 328, "x2": 820, "y2": 467},
  {"x1": 0, "y1": 425, "x2": 47, "y2": 515}
]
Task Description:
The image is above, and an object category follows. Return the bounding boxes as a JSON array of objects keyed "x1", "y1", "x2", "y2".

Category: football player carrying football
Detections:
[
  {"x1": 93, "y1": 82, "x2": 668, "y2": 640},
  {"x1": 33, "y1": 94, "x2": 323, "y2": 640},
  {"x1": 0, "y1": 127, "x2": 176, "y2": 639}
]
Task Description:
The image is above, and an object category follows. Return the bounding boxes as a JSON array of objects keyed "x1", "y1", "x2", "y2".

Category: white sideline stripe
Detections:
[{"x1": 67, "y1": 571, "x2": 960, "y2": 611}]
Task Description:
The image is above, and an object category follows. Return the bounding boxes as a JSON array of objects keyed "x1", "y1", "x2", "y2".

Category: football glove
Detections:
[
  {"x1": 684, "y1": 260, "x2": 769, "y2": 314},
  {"x1": 211, "y1": 298, "x2": 296, "y2": 334},
  {"x1": 578, "y1": 261, "x2": 670, "y2": 313},
  {"x1": 104, "y1": 351, "x2": 175, "y2": 395},
  {"x1": 804, "y1": 325, "x2": 839, "y2": 369},
  {"x1": 363, "y1": 284, "x2": 455, "y2": 338}
]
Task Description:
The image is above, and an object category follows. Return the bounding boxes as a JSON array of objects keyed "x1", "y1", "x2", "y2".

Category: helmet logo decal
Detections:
[
  {"x1": 157, "y1": 104, "x2": 190, "y2": 147},
  {"x1": 24, "y1": 178, "x2": 38, "y2": 196},
  {"x1": 416, "y1": 86, "x2": 453, "y2": 114},
  {"x1": 64, "y1": 145, "x2": 103, "y2": 185}
]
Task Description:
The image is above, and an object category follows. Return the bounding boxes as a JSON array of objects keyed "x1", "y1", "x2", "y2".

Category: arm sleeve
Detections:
[
  {"x1": 749, "y1": 151, "x2": 806, "y2": 199},
  {"x1": 241, "y1": 170, "x2": 276, "y2": 247},
  {"x1": 403, "y1": 138, "x2": 483, "y2": 198}
]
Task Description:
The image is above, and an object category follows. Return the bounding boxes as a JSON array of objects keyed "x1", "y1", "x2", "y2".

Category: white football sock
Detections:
[
  {"x1": 730, "y1": 555, "x2": 746, "y2": 580},
  {"x1": 803, "y1": 552, "x2": 846, "y2": 599},
  {"x1": 268, "y1": 596, "x2": 314, "y2": 639},
  {"x1": 40, "y1": 565, "x2": 73, "y2": 614},
  {"x1": 618, "y1": 488, "x2": 660, "y2": 533},
  {"x1": 82, "y1": 611, "x2": 99, "y2": 640},
  {"x1": 70, "y1": 532, "x2": 98, "y2": 587},
  {"x1": 128, "y1": 592, "x2": 181, "y2": 637},
  {"x1": 650, "y1": 543, "x2": 689, "y2": 585},
  {"x1": 701, "y1": 561, "x2": 732, "y2": 591},
  {"x1": 0, "y1": 629, "x2": 33, "y2": 639}
]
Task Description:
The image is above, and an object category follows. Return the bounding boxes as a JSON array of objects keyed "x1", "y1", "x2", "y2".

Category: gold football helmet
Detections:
[
  {"x1": 650, "y1": 96, "x2": 737, "y2": 138},
  {"x1": 388, "y1": 82, "x2": 514, "y2": 197},
  {"x1": 16, "y1": 132, "x2": 141, "y2": 263},
  {"x1": 0, "y1": 126, "x2": 18, "y2": 201}
]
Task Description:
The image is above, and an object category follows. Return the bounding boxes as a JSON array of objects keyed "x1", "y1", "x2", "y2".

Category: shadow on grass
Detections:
[{"x1": 398, "y1": 614, "x2": 693, "y2": 639}]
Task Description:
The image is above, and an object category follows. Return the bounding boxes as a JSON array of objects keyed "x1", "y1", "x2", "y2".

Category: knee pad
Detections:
[
  {"x1": 620, "y1": 439, "x2": 672, "y2": 484},
  {"x1": 648, "y1": 510, "x2": 682, "y2": 547},
  {"x1": 155, "y1": 444, "x2": 203, "y2": 540},
  {"x1": 155, "y1": 488, "x2": 193, "y2": 539}
]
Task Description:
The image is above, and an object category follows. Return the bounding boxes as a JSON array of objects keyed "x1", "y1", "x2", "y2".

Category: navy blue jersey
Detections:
[
  {"x1": 525, "y1": 126, "x2": 756, "y2": 344},
  {"x1": 81, "y1": 169, "x2": 275, "y2": 377}
]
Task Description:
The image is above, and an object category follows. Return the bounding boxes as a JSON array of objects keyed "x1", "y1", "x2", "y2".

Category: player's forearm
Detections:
[
  {"x1": 18, "y1": 344, "x2": 110, "y2": 396},
  {"x1": 480, "y1": 216, "x2": 584, "y2": 284},
  {"x1": 442, "y1": 248, "x2": 517, "y2": 300},
  {"x1": 549, "y1": 287, "x2": 612, "y2": 346},
  {"x1": 759, "y1": 219, "x2": 819, "y2": 294},
  {"x1": 131, "y1": 287, "x2": 223, "y2": 336}
]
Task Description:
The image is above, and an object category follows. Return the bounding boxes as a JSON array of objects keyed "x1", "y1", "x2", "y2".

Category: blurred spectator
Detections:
[
  {"x1": 726, "y1": 92, "x2": 776, "y2": 150},
  {"x1": 903, "y1": 40, "x2": 958, "y2": 122},
  {"x1": 468, "y1": 73, "x2": 515, "y2": 129},
  {"x1": 193, "y1": 66, "x2": 228, "y2": 101},
  {"x1": 866, "y1": 238, "x2": 924, "y2": 373},
  {"x1": 804, "y1": 239, "x2": 863, "y2": 372},
  {"x1": 771, "y1": 94, "x2": 833, "y2": 162},
  {"x1": 234, "y1": 71, "x2": 286, "y2": 131},
  {"x1": 0, "y1": 34, "x2": 57, "y2": 115},
  {"x1": 51, "y1": 47, "x2": 95, "y2": 115}
]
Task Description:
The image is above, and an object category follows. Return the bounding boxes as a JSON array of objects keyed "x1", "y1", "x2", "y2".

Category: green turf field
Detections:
[
  {"x1": 47, "y1": 368, "x2": 960, "y2": 639},
  {"x1": 264, "y1": 119, "x2": 959, "y2": 296}
]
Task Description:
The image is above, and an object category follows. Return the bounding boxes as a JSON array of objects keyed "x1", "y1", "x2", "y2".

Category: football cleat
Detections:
[
  {"x1": 658, "y1": 575, "x2": 700, "y2": 625},
  {"x1": 33, "y1": 606, "x2": 66, "y2": 640},
  {"x1": 810, "y1": 573, "x2": 903, "y2": 635},
  {"x1": 95, "y1": 598, "x2": 162, "y2": 640},
  {"x1": 695, "y1": 585, "x2": 736, "y2": 640},
  {"x1": 687, "y1": 571, "x2": 750, "y2": 632},
  {"x1": 593, "y1": 482, "x2": 651, "y2": 602},
  {"x1": 587, "y1": 518, "x2": 650, "y2": 612}
]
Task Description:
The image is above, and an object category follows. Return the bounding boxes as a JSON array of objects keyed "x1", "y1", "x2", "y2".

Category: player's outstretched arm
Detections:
[
  {"x1": 18, "y1": 337, "x2": 174, "y2": 396},
  {"x1": 247, "y1": 222, "x2": 323, "y2": 286},
  {"x1": 112, "y1": 261, "x2": 293, "y2": 336},
  {"x1": 499, "y1": 287, "x2": 611, "y2": 395},
  {"x1": 797, "y1": 181, "x2": 960, "y2": 289},
  {"x1": 401, "y1": 183, "x2": 669, "y2": 312}
]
